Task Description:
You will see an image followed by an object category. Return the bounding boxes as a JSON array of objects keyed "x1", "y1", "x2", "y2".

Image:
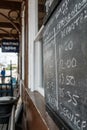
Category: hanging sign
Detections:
[{"x1": 1, "y1": 39, "x2": 19, "y2": 53}]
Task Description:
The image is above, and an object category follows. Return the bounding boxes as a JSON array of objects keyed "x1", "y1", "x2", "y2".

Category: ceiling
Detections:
[
  {"x1": 0, "y1": 0, "x2": 22, "y2": 42},
  {"x1": 0, "y1": 0, "x2": 45, "y2": 43},
  {"x1": 0, "y1": 0, "x2": 22, "y2": 41}
]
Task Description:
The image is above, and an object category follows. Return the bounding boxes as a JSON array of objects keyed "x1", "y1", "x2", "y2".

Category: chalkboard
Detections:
[{"x1": 43, "y1": 0, "x2": 87, "y2": 130}]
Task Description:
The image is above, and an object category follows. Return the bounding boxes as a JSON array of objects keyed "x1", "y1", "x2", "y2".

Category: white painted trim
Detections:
[
  {"x1": 34, "y1": 25, "x2": 44, "y2": 42},
  {"x1": 34, "y1": 25, "x2": 44, "y2": 96},
  {"x1": 28, "y1": 0, "x2": 38, "y2": 91},
  {"x1": 37, "y1": 87, "x2": 44, "y2": 97}
]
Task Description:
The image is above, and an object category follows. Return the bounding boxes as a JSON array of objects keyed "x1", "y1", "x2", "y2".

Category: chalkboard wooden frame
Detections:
[{"x1": 46, "y1": 104, "x2": 72, "y2": 130}]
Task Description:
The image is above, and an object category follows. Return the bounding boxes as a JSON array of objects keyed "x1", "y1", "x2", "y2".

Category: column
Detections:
[{"x1": 28, "y1": 0, "x2": 38, "y2": 91}]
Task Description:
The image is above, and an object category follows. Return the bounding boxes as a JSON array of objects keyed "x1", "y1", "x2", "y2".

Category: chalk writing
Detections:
[
  {"x1": 59, "y1": 73, "x2": 65, "y2": 85},
  {"x1": 60, "y1": 106, "x2": 87, "y2": 130},
  {"x1": 59, "y1": 73, "x2": 75, "y2": 86},
  {"x1": 66, "y1": 58, "x2": 77, "y2": 68},
  {"x1": 66, "y1": 75, "x2": 75, "y2": 86},
  {"x1": 55, "y1": 0, "x2": 87, "y2": 35},
  {"x1": 61, "y1": 9, "x2": 87, "y2": 38},
  {"x1": 59, "y1": 88, "x2": 65, "y2": 98},
  {"x1": 55, "y1": 0, "x2": 70, "y2": 19},
  {"x1": 59, "y1": 58, "x2": 77, "y2": 69},
  {"x1": 66, "y1": 91, "x2": 79, "y2": 106},
  {"x1": 64, "y1": 40, "x2": 73, "y2": 51},
  {"x1": 59, "y1": 59, "x2": 65, "y2": 70},
  {"x1": 43, "y1": 0, "x2": 87, "y2": 129}
]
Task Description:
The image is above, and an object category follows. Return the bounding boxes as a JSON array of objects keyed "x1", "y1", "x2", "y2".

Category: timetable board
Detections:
[{"x1": 43, "y1": 0, "x2": 87, "y2": 130}]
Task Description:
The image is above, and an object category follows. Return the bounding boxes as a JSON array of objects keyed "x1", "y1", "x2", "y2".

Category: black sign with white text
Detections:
[{"x1": 2, "y1": 39, "x2": 19, "y2": 53}]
